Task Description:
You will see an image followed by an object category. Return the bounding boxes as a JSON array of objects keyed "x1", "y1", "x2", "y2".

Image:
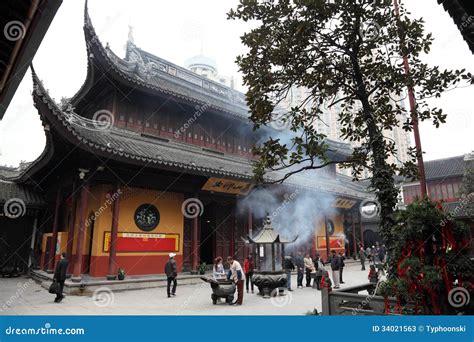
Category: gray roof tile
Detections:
[{"x1": 424, "y1": 155, "x2": 465, "y2": 180}]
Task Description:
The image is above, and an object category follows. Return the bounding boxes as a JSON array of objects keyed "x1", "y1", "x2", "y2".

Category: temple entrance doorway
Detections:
[{"x1": 200, "y1": 202, "x2": 216, "y2": 265}]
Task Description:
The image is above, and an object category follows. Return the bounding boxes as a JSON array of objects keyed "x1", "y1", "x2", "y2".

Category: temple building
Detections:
[{"x1": 0, "y1": 4, "x2": 371, "y2": 281}]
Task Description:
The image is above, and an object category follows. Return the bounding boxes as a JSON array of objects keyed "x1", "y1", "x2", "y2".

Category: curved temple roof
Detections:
[
  {"x1": 29, "y1": 67, "x2": 255, "y2": 181},
  {"x1": 77, "y1": 2, "x2": 354, "y2": 162},
  {"x1": 0, "y1": 67, "x2": 370, "y2": 200},
  {"x1": 76, "y1": 2, "x2": 250, "y2": 121},
  {"x1": 0, "y1": 3, "x2": 372, "y2": 202}
]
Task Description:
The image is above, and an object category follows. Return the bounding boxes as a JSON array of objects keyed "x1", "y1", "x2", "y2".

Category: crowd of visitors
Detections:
[{"x1": 49, "y1": 244, "x2": 386, "y2": 305}]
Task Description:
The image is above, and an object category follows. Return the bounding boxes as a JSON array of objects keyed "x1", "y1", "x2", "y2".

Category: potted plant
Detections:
[
  {"x1": 117, "y1": 268, "x2": 126, "y2": 280},
  {"x1": 198, "y1": 262, "x2": 206, "y2": 275}
]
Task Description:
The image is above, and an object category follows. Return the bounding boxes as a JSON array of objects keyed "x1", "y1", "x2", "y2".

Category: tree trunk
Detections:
[{"x1": 351, "y1": 56, "x2": 398, "y2": 271}]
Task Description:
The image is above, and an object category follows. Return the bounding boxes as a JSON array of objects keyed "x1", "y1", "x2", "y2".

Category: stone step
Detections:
[{"x1": 31, "y1": 270, "x2": 207, "y2": 296}]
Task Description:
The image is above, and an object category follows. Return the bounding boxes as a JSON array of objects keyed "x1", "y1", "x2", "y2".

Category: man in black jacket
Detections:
[
  {"x1": 339, "y1": 252, "x2": 346, "y2": 284},
  {"x1": 164, "y1": 253, "x2": 178, "y2": 298},
  {"x1": 283, "y1": 255, "x2": 295, "y2": 291},
  {"x1": 53, "y1": 252, "x2": 68, "y2": 303},
  {"x1": 294, "y1": 252, "x2": 305, "y2": 289},
  {"x1": 329, "y1": 250, "x2": 341, "y2": 289}
]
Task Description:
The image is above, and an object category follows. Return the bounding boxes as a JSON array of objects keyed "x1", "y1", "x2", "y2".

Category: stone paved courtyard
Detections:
[{"x1": 0, "y1": 263, "x2": 369, "y2": 315}]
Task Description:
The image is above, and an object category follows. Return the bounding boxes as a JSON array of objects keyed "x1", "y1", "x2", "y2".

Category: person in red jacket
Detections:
[{"x1": 243, "y1": 254, "x2": 254, "y2": 293}]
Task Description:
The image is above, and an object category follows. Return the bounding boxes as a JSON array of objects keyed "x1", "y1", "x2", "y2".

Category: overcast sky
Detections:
[{"x1": 0, "y1": 0, "x2": 472, "y2": 167}]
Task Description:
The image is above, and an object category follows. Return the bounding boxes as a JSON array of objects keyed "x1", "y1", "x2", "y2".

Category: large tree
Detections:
[{"x1": 228, "y1": 0, "x2": 470, "y2": 252}]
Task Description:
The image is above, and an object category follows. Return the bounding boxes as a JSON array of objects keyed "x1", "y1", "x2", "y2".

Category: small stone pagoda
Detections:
[{"x1": 243, "y1": 215, "x2": 297, "y2": 297}]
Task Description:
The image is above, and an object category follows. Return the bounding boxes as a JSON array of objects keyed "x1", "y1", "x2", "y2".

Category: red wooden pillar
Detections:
[
  {"x1": 192, "y1": 214, "x2": 199, "y2": 271},
  {"x1": 324, "y1": 215, "x2": 330, "y2": 261},
  {"x1": 107, "y1": 184, "x2": 121, "y2": 280},
  {"x1": 393, "y1": 0, "x2": 427, "y2": 198},
  {"x1": 71, "y1": 181, "x2": 89, "y2": 282},
  {"x1": 230, "y1": 208, "x2": 235, "y2": 257},
  {"x1": 47, "y1": 187, "x2": 62, "y2": 273},
  {"x1": 66, "y1": 184, "x2": 78, "y2": 274},
  {"x1": 351, "y1": 211, "x2": 357, "y2": 255}
]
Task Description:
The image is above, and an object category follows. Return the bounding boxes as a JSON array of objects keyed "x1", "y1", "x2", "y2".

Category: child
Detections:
[
  {"x1": 368, "y1": 265, "x2": 378, "y2": 295},
  {"x1": 320, "y1": 270, "x2": 332, "y2": 289},
  {"x1": 368, "y1": 265, "x2": 378, "y2": 283}
]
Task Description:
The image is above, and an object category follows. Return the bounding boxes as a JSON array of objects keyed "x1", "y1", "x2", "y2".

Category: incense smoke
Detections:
[{"x1": 238, "y1": 184, "x2": 338, "y2": 248}]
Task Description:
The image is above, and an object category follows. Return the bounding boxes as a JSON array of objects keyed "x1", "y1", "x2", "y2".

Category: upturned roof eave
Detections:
[
  {"x1": 28, "y1": 69, "x2": 258, "y2": 182},
  {"x1": 79, "y1": 3, "x2": 251, "y2": 123}
]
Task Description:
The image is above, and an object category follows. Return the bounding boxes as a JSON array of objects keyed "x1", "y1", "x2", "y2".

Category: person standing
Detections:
[
  {"x1": 366, "y1": 246, "x2": 372, "y2": 264},
  {"x1": 213, "y1": 256, "x2": 226, "y2": 280},
  {"x1": 368, "y1": 265, "x2": 379, "y2": 295},
  {"x1": 164, "y1": 253, "x2": 177, "y2": 298},
  {"x1": 314, "y1": 255, "x2": 325, "y2": 290},
  {"x1": 339, "y1": 252, "x2": 346, "y2": 284},
  {"x1": 304, "y1": 253, "x2": 315, "y2": 287},
  {"x1": 53, "y1": 252, "x2": 68, "y2": 303},
  {"x1": 370, "y1": 246, "x2": 376, "y2": 265},
  {"x1": 294, "y1": 252, "x2": 305, "y2": 289},
  {"x1": 377, "y1": 244, "x2": 386, "y2": 276},
  {"x1": 358, "y1": 247, "x2": 366, "y2": 271},
  {"x1": 243, "y1": 254, "x2": 254, "y2": 293},
  {"x1": 329, "y1": 250, "x2": 341, "y2": 289},
  {"x1": 283, "y1": 255, "x2": 295, "y2": 291},
  {"x1": 227, "y1": 256, "x2": 245, "y2": 305}
]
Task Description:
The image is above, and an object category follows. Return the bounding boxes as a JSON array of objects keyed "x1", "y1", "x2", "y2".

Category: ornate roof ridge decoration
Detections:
[
  {"x1": 77, "y1": 3, "x2": 250, "y2": 121},
  {"x1": 68, "y1": 0, "x2": 96, "y2": 106},
  {"x1": 73, "y1": 2, "x2": 353, "y2": 160}
]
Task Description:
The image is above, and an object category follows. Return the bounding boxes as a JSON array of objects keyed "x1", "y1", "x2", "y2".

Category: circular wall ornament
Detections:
[
  {"x1": 134, "y1": 204, "x2": 160, "y2": 231},
  {"x1": 326, "y1": 219, "x2": 335, "y2": 236}
]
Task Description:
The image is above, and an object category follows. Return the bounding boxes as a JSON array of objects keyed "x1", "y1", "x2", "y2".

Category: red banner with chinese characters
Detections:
[
  {"x1": 317, "y1": 236, "x2": 344, "y2": 249},
  {"x1": 103, "y1": 232, "x2": 179, "y2": 253}
]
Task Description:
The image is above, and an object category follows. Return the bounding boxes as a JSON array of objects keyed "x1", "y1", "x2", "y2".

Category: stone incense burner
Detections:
[{"x1": 243, "y1": 215, "x2": 297, "y2": 298}]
